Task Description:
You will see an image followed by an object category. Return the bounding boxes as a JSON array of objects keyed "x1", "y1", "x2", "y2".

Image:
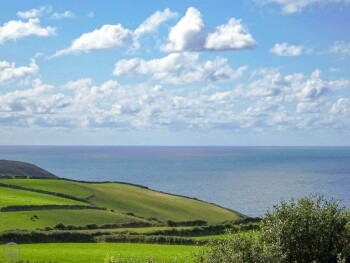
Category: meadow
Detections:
[
  {"x1": 0, "y1": 174, "x2": 250, "y2": 262},
  {"x1": 1, "y1": 243, "x2": 198, "y2": 263}
]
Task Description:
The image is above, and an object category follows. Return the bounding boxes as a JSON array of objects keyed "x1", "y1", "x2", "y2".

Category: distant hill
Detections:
[{"x1": 0, "y1": 160, "x2": 58, "y2": 179}]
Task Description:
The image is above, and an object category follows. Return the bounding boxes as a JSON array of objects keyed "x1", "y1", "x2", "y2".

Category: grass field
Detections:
[
  {"x1": 1, "y1": 179, "x2": 243, "y2": 225},
  {"x1": 2, "y1": 243, "x2": 199, "y2": 263},
  {"x1": 0, "y1": 186, "x2": 84, "y2": 208},
  {"x1": 0, "y1": 209, "x2": 143, "y2": 231},
  {"x1": 0, "y1": 177, "x2": 246, "y2": 262}
]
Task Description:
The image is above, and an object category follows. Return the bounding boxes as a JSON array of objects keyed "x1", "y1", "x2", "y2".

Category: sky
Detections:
[{"x1": 0, "y1": 0, "x2": 349, "y2": 146}]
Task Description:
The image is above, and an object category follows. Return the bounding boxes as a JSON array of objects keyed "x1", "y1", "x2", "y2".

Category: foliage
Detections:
[
  {"x1": 262, "y1": 195, "x2": 350, "y2": 263},
  {"x1": 197, "y1": 195, "x2": 350, "y2": 263},
  {"x1": 195, "y1": 232, "x2": 280, "y2": 263}
]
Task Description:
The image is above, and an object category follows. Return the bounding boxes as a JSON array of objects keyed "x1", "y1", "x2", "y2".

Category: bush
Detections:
[
  {"x1": 262, "y1": 195, "x2": 350, "y2": 263},
  {"x1": 195, "y1": 232, "x2": 279, "y2": 263},
  {"x1": 196, "y1": 195, "x2": 350, "y2": 263}
]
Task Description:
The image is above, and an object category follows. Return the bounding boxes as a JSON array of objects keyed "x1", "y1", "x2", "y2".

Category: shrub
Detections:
[
  {"x1": 195, "y1": 232, "x2": 279, "y2": 263},
  {"x1": 261, "y1": 195, "x2": 350, "y2": 263},
  {"x1": 196, "y1": 195, "x2": 350, "y2": 263}
]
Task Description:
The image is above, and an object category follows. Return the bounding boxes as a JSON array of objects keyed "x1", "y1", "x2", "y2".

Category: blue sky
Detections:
[{"x1": 0, "y1": 0, "x2": 349, "y2": 145}]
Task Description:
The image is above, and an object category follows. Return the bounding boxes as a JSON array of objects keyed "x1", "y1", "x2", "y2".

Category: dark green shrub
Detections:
[
  {"x1": 262, "y1": 195, "x2": 350, "y2": 263},
  {"x1": 196, "y1": 195, "x2": 350, "y2": 263},
  {"x1": 196, "y1": 232, "x2": 279, "y2": 263}
]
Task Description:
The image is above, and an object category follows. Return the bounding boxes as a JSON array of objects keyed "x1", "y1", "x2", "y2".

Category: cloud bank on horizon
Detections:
[{"x1": 0, "y1": 1, "x2": 349, "y2": 145}]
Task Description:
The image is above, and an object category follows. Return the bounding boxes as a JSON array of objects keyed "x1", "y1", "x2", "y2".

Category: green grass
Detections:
[
  {"x1": 5, "y1": 243, "x2": 198, "y2": 263},
  {"x1": 2, "y1": 179, "x2": 243, "y2": 225},
  {"x1": 0, "y1": 186, "x2": 84, "y2": 208},
  {"x1": 0, "y1": 210, "x2": 144, "y2": 231},
  {"x1": 2, "y1": 179, "x2": 93, "y2": 198}
]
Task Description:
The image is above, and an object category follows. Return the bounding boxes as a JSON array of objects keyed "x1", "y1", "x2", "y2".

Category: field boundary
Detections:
[{"x1": 0, "y1": 205, "x2": 106, "y2": 212}]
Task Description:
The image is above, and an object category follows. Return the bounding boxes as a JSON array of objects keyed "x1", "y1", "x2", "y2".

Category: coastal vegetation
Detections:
[
  {"x1": 196, "y1": 196, "x2": 350, "y2": 263},
  {"x1": 2, "y1": 161, "x2": 349, "y2": 262}
]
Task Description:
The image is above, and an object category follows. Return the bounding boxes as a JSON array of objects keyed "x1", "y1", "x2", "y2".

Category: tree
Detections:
[
  {"x1": 262, "y1": 195, "x2": 350, "y2": 263},
  {"x1": 196, "y1": 195, "x2": 350, "y2": 263}
]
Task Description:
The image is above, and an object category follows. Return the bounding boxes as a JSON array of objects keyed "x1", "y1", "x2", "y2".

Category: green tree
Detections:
[
  {"x1": 196, "y1": 195, "x2": 350, "y2": 263},
  {"x1": 262, "y1": 195, "x2": 350, "y2": 263}
]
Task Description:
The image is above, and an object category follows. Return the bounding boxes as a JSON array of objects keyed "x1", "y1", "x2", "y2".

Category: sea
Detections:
[{"x1": 0, "y1": 146, "x2": 349, "y2": 217}]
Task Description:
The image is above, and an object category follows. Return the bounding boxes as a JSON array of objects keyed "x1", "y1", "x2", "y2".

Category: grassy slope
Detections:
[
  {"x1": 0, "y1": 186, "x2": 84, "y2": 208},
  {"x1": 10, "y1": 243, "x2": 198, "y2": 263},
  {"x1": 2, "y1": 179, "x2": 243, "y2": 224},
  {"x1": 0, "y1": 210, "x2": 143, "y2": 231}
]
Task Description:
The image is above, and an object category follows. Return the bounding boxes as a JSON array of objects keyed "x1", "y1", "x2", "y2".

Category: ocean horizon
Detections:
[{"x1": 1, "y1": 146, "x2": 349, "y2": 217}]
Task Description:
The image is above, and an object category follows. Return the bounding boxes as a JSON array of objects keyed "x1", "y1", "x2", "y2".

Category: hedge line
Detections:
[
  {"x1": 146, "y1": 223, "x2": 259, "y2": 237},
  {"x1": 0, "y1": 205, "x2": 106, "y2": 212},
  {"x1": 166, "y1": 220, "x2": 207, "y2": 227},
  {"x1": 47, "y1": 221, "x2": 155, "y2": 231},
  {"x1": 96, "y1": 234, "x2": 204, "y2": 245},
  {"x1": 0, "y1": 231, "x2": 204, "y2": 245}
]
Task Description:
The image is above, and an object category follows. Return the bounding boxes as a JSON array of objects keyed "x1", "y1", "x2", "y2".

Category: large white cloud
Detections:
[
  {"x1": 270, "y1": 42, "x2": 305, "y2": 56},
  {"x1": 54, "y1": 8, "x2": 177, "y2": 56},
  {"x1": 204, "y1": 19, "x2": 256, "y2": 51},
  {"x1": 162, "y1": 7, "x2": 256, "y2": 52},
  {"x1": 54, "y1": 24, "x2": 133, "y2": 56},
  {"x1": 246, "y1": 68, "x2": 349, "y2": 101},
  {"x1": 113, "y1": 53, "x2": 247, "y2": 84},
  {"x1": 259, "y1": 0, "x2": 350, "y2": 13},
  {"x1": 0, "y1": 79, "x2": 69, "y2": 116},
  {"x1": 0, "y1": 60, "x2": 39, "y2": 84},
  {"x1": 0, "y1": 18, "x2": 55, "y2": 44},
  {"x1": 161, "y1": 7, "x2": 204, "y2": 52}
]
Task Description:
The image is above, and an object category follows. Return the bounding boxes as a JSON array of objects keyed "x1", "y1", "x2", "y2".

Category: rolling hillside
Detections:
[{"x1": 0, "y1": 178, "x2": 245, "y2": 231}]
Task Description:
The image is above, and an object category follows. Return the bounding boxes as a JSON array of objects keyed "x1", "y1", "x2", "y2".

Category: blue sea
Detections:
[{"x1": 0, "y1": 146, "x2": 349, "y2": 217}]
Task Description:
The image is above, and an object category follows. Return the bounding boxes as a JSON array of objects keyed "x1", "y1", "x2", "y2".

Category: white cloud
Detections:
[
  {"x1": 296, "y1": 102, "x2": 322, "y2": 113},
  {"x1": 54, "y1": 24, "x2": 133, "y2": 56},
  {"x1": 270, "y1": 42, "x2": 304, "y2": 56},
  {"x1": 0, "y1": 18, "x2": 55, "y2": 44},
  {"x1": 0, "y1": 66, "x2": 349, "y2": 133},
  {"x1": 51, "y1": 11, "x2": 76, "y2": 20},
  {"x1": 204, "y1": 19, "x2": 256, "y2": 51},
  {"x1": 294, "y1": 70, "x2": 349, "y2": 100},
  {"x1": 0, "y1": 79, "x2": 69, "y2": 115},
  {"x1": 259, "y1": 0, "x2": 350, "y2": 14},
  {"x1": 245, "y1": 68, "x2": 350, "y2": 107},
  {"x1": 134, "y1": 8, "x2": 178, "y2": 36},
  {"x1": 17, "y1": 6, "x2": 52, "y2": 19},
  {"x1": 162, "y1": 7, "x2": 256, "y2": 52},
  {"x1": 54, "y1": 8, "x2": 177, "y2": 56},
  {"x1": 330, "y1": 98, "x2": 350, "y2": 115},
  {"x1": 113, "y1": 53, "x2": 247, "y2": 84},
  {"x1": 53, "y1": 7, "x2": 255, "y2": 56},
  {"x1": 0, "y1": 60, "x2": 39, "y2": 84},
  {"x1": 330, "y1": 41, "x2": 350, "y2": 58},
  {"x1": 161, "y1": 7, "x2": 205, "y2": 52}
]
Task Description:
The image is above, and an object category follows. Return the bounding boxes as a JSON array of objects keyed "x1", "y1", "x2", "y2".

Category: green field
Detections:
[
  {"x1": 0, "y1": 177, "x2": 246, "y2": 262},
  {"x1": 0, "y1": 243, "x2": 199, "y2": 263},
  {"x1": 0, "y1": 186, "x2": 84, "y2": 208},
  {"x1": 1, "y1": 179, "x2": 243, "y2": 227},
  {"x1": 0, "y1": 209, "x2": 142, "y2": 231}
]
